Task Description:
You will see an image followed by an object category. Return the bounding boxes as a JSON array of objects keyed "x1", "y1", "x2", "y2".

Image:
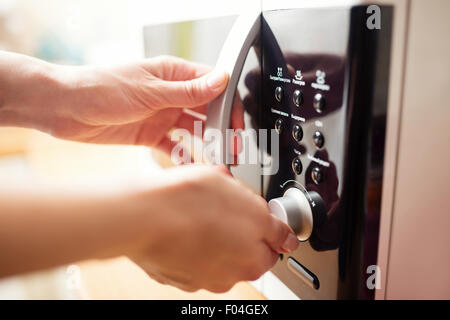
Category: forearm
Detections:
[{"x1": 0, "y1": 187, "x2": 162, "y2": 278}]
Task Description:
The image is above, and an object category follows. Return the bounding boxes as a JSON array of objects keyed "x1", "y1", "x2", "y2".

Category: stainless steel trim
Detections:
[
  {"x1": 287, "y1": 257, "x2": 319, "y2": 290},
  {"x1": 205, "y1": 10, "x2": 261, "y2": 164}
]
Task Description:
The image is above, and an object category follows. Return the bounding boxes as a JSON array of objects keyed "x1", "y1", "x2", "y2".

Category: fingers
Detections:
[
  {"x1": 191, "y1": 104, "x2": 207, "y2": 115},
  {"x1": 153, "y1": 70, "x2": 229, "y2": 109},
  {"x1": 230, "y1": 93, "x2": 245, "y2": 131},
  {"x1": 259, "y1": 244, "x2": 280, "y2": 275},
  {"x1": 250, "y1": 244, "x2": 279, "y2": 280},
  {"x1": 143, "y1": 55, "x2": 213, "y2": 81},
  {"x1": 184, "y1": 90, "x2": 244, "y2": 130},
  {"x1": 227, "y1": 129, "x2": 242, "y2": 166},
  {"x1": 202, "y1": 244, "x2": 278, "y2": 291},
  {"x1": 228, "y1": 93, "x2": 245, "y2": 164},
  {"x1": 133, "y1": 257, "x2": 199, "y2": 292},
  {"x1": 156, "y1": 135, "x2": 192, "y2": 164},
  {"x1": 263, "y1": 215, "x2": 299, "y2": 254},
  {"x1": 175, "y1": 110, "x2": 205, "y2": 137},
  {"x1": 236, "y1": 243, "x2": 278, "y2": 283},
  {"x1": 168, "y1": 59, "x2": 212, "y2": 81},
  {"x1": 214, "y1": 164, "x2": 233, "y2": 177}
]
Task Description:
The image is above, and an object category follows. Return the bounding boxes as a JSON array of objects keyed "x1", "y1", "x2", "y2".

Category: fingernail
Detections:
[
  {"x1": 215, "y1": 164, "x2": 232, "y2": 177},
  {"x1": 206, "y1": 70, "x2": 227, "y2": 89},
  {"x1": 281, "y1": 233, "x2": 299, "y2": 252}
]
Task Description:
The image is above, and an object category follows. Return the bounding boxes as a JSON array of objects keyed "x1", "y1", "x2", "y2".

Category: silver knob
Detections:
[{"x1": 268, "y1": 188, "x2": 314, "y2": 241}]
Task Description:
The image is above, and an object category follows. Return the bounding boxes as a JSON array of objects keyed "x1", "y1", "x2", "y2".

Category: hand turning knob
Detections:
[{"x1": 269, "y1": 188, "x2": 324, "y2": 241}]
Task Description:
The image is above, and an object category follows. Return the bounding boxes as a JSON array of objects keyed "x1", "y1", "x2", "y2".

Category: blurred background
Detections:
[{"x1": 0, "y1": 0, "x2": 265, "y2": 299}]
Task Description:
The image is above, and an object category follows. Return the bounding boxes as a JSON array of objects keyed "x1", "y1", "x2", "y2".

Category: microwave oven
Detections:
[{"x1": 143, "y1": 0, "x2": 450, "y2": 299}]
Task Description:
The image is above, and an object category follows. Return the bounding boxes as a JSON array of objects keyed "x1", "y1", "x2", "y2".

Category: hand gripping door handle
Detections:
[{"x1": 204, "y1": 10, "x2": 261, "y2": 165}]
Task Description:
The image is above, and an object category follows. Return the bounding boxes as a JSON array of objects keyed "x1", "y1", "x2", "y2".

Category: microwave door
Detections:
[{"x1": 207, "y1": 5, "x2": 392, "y2": 300}]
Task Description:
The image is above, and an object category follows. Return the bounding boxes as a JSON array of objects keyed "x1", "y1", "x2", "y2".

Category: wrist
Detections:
[
  {"x1": 119, "y1": 175, "x2": 198, "y2": 258},
  {"x1": 0, "y1": 52, "x2": 68, "y2": 132}
]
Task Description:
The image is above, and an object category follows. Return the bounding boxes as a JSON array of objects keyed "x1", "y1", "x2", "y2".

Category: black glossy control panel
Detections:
[
  {"x1": 257, "y1": 6, "x2": 392, "y2": 299},
  {"x1": 262, "y1": 13, "x2": 347, "y2": 254},
  {"x1": 267, "y1": 65, "x2": 340, "y2": 186}
]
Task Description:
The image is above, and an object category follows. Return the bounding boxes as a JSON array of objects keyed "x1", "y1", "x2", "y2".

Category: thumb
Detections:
[
  {"x1": 264, "y1": 215, "x2": 299, "y2": 254},
  {"x1": 156, "y1": 70, "x2": 229, "y2": 108}
]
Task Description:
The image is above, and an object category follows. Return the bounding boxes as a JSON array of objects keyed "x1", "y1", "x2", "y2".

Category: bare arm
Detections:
[
  {"x1": 0, "y1": 189, "x2": 147, "y2": 277},
  {"x1": 0, "y1": 51, "x2": 298, "y2": 292}
]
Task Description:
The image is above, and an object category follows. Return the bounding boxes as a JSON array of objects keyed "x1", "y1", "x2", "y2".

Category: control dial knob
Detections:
[{"x1": 268, "y1": 188, "x2": 324, "y2": 241}]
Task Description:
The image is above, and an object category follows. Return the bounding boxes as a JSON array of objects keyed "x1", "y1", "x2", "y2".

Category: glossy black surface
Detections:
[
  {"x1": 312, "y1": 131, "x2": 325, "y2": 149},
  {"x1": 313, "y1": 93, "x2": 326, "y2": 113},
  {"x1": 292, "y1": 123, "x2": 303, "y2": 142},
  {"x1": 311, "y1": 166, "x2": 323, "y2": 185},
  {"x1": 254, "y1": 6, "x2": 392, "y2": 299},
  {"x1": 274, "y1": 117, "x2": 283, "y2": 134},
  {"x1": 275, "y1": 86, "x2": 283, "y2": 102},
  {"x1": 293, "y1": 89, "x2": 304, "y2": 107},
  {"x1": 292, "y1": 157, "x2": 303, "y2": 175}
]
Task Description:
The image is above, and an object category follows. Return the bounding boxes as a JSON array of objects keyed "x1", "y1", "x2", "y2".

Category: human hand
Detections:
[
  {"x1": 0, "y1": 53, "x2": 244, "y2": 156},
  {"x1": 128, "y1": 165, "x2": 299, "y2": 292},
  {"x1": 59, "y1": 56, "x2": 242, "y2": 153}
]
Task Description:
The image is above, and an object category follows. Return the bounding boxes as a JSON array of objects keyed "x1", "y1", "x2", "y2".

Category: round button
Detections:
[
  {"x1": 293, "y1": 89, "x2": 303, "y2": 106},
  {"x1": 274, "y1": 118, "x2": 283, "y2": 134},
  {"x1": 275, "y1": 86, "x2": 283, "y2": 102},
  {"x1": 311, "y1": 166, "x2": 323, "y2": 184},
  {"x1": 292, "y1": 157, "x2": 303, "y2": 175},
  {"x1": 292, "y1": 123, "x2": 303, "y2": 142},
  {"x1": 268, "y1": 188, "x2": 313, "y2": 241},
  {"x1": 268, "y1": 189, "x2": 326, "y2": 241},
  {"x1": 313, "y1": 93, "x2": 325, "y2": 113},
  {"x1": 312, "y1": 131, "x2": 325, "y2": 148}
]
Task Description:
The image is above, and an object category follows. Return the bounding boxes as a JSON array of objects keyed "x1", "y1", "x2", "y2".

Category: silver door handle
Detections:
[{"x1": 204, "y1": 10, "x2": 261, "y2": 165}]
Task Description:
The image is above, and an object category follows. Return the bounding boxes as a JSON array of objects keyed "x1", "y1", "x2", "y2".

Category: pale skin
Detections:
[{"x1": 0, "y1": 51, "x2": 299, "y2": 293}]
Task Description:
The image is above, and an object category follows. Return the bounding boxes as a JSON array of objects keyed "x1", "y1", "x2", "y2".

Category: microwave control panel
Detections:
[{"x1": 259, "y1": 6, "x2": 392, "y2": 299}]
